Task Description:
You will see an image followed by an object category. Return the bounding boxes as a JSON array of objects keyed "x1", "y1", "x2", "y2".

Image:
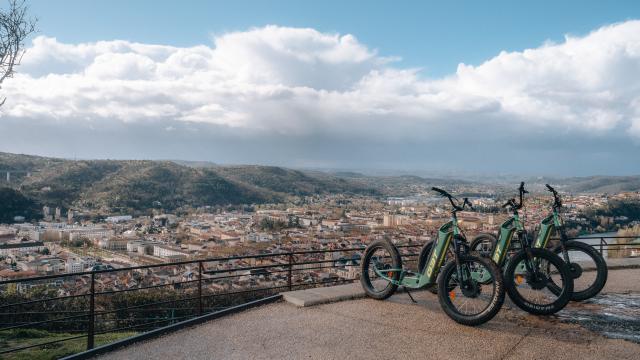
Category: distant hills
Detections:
[
  {"x1": 0, "y1": 152, "x2": 380, "y2": 216},
  {"x1": 1, "y1": 151, "x2": 639, "y2": 219},
  {"x1": 517, "y1": 175, "x2": 640, "y2": 194},
  {"x1": 560, "y1": 176, "x2": 640, "y2": 193}
]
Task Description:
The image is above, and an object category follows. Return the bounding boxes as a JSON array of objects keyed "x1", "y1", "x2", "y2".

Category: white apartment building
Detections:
[
  {"x1": 153, "y1": 245, "x2": 190, "y2": 259},
  {"x1": 383, "y1": 214, "x2": 409, "y2": 227},
  {"x1": 105, "y1": 215, "x2": 133, "y2": 223},
  {"x1": 66, "y1": 259, "x2": 85, "y2": 273},
  {"x1": 0, "y1": 241, "x2": 46, "y2": 256},
  {"x1": 68, "y1": 228, "x2": 115, "y2": 242}
]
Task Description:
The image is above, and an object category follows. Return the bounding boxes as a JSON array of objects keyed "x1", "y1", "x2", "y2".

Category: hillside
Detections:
[
  {"x1": 4, "y1": 151, "x2": 638, "y2": 217},
  {"x1": 561, "y1": 176, "x2": 640, "y2": 193},
  {"x1": 0, "y1": 187, "x2": 41, "y2": 223},
  {"x1": 0, "y1": 152, "x2": 380, "y2": 214},
  {"x1": 18, "y1": 160, "x2": 273, "y2": 212}
]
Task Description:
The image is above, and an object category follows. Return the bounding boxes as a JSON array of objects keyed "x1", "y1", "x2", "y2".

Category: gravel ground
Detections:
[{"x1": 97, "y1": 268, "x2": 640, "y2": 360}]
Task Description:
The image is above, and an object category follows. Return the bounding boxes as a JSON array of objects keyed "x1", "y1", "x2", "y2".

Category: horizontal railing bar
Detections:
[
  {"x1": 0, "y1": 293, "x2": 89, "y2": 309},
  {"x1": 94, "y1": 296, "x2": 200, "y2": 317},
  {"x1": 2, "y1": 237, "x2": 637, "y2": 285},
  {"x1": 204, "y1": 252, "x2": 418, "y2": 276},
  {"x1": 0, "y1": 334, "x2": 87, "y2": 355},
  {"x1": 94, "y1": 316, "x2": 193, "y2": 335},
  {"x1": 0, "y1": 245, "x2": 425, "y2": 286},
  {"x1": 94, "y1": 279, "x2": 200, "y2": 296},
  {"x1": 200, "y1": 285, "x2": 291, "y2": 300},
  {"x1": 0, "y1": 312, "x2": 90, "y2": 332},
  {"x1": 0, "y1": 306, "x2": 222, "y2": 317},
  {"x1": 199, "y1": 278, "x2": 353, "y2": 300}
]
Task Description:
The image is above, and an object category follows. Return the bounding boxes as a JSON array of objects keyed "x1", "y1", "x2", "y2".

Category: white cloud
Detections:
[{"x1": 1, "y1": 22, "x2": 640, "y2": 161}]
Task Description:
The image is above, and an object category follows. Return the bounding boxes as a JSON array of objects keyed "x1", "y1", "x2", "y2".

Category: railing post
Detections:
[
  {"x1": 87, "y1": 272, "x2": 95, "y2": 350},
  {"x1": 198, "y1": 260, "x2": 203, "y2": 316},
  {"x1": 288, "y1": 253, "x2": 293, "y2": 291},
  {"x1": 600, "y1": 237, "x2": 604, "y2": 255}
]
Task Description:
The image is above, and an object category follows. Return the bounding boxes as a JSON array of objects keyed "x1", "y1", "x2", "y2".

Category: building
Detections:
[
  {"x1": 127, "y1": 240, "x2": 144, "y2": 252},
  {"x1": 153, "y1": 214, "x2": 177, "y2": 226},
  {"x1": 97, "y1": 237, "x2": 128, "y2": 251},
  {"x1": 66, "y1": 258, "x2": 85, "y2": 273},
  {"x1": 67, "y1": 228, "x2": 115, "y2": 242},
  {"x1": 153, "y1": 245, "x2": 190, "y2": 259},
  {"x1": 105, "y1": 215, "x2": 133, "y2": 223},
  {"x1": 0, "y1": 241, "x2": 46, "y2": 256},
  {"x1": 383, "y1": 214, "x2": 409, "y2": 227},
  {"x1": 127, "y1": 240, "x2": 155, "y2": 255}
]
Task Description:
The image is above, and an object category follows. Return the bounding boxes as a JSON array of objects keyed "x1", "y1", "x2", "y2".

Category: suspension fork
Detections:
[
  {"x1": 520, "y1": 230, "x2": 539, "y2": 275},
  {"x1": 453, "y1": 235, "x2": 469, "y2": 284},
  {"x1": 558, "y1": 229, "x2": 571, "y2": 263},
  {"x1": 553, "y1": 210, "x2": 571, "y2": 263}
]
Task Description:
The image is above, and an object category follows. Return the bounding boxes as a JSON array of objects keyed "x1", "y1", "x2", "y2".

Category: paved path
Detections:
[{"x1": 98, "y1": 269, "x2": 640, "y2": 360}]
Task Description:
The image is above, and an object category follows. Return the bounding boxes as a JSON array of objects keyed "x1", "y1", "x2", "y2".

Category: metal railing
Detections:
[
  {"x1": 563, "y1": 235, "x2": 640, "y2": 258},
  {"x1": 1, "y1": 235, "x2": 639, "y2": 358},
  {"x1": 0, "y1": 244, "x2": 422, "y2": 357}
]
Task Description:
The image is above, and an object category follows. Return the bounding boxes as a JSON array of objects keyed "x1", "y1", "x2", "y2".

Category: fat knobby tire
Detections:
[
  {"x1": 504, "y1": 248, "x2": 573, "y2": 315},
  {"x1": 437, "y1": 255, "x2": 505, "y2": 326},
  {"x1": 553, "y1": 240, "x2": 608, "y2": 301}
]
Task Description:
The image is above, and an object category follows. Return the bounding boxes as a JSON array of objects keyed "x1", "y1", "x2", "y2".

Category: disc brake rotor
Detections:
[
  {"x1": 460, "y1": 279, "x2": 481, "y2": 298},
  {"x1": 526, "y1": 272, "x2": 548, "y2": 290}
]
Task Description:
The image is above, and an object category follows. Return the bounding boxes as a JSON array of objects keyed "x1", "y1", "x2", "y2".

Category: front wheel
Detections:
[
  {"x1": 550, "y1": 240, "x2": 608, "y2": 301},
  {"x1": 437, "y1": 255, "x2": 505, "y2": 326},
  {"x1": 360, "y1": 239, "x2": 402, "y2": 300},
  {"x1": 504, "y1": 248, "x2": 573, "y2": 315}
]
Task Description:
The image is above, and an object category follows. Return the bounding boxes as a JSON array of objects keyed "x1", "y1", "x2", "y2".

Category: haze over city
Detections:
[{"x1": 0, "y1": 0, "x2": 638, "y2": 176}]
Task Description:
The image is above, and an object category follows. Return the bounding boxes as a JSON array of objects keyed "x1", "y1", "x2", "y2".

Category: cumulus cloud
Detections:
[{"x1": 1, "y1": 22, "x2": 639, "y2": 174}]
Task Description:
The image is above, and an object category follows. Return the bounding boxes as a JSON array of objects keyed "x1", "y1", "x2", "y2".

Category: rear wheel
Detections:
[
  {"x1": 470, "y1": 233, "x2": 497, "y2": 258},
  {"x1": 505, "y1": 248, "x2": 573, "y2": 315},
  {"x1": 437, "y1": 255, "x2": 505, "y2": 326},
  {"x1": 549, "y1": 241, "x2": 608, "y2": 301},
  {"x1": 360, "y1": 239, "x2": 402, "y2": 300}
]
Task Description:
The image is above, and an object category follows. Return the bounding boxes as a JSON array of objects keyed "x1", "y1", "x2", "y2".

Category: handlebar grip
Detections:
[
  {"x1": 463, "y1": 197, "x2": 474, "y2": 210},
  {"x1": 519, "y1": 181, "x2": 529, "y2": 194},
  {"x1": 431, "y1": 187, "x2": 449, "y2": 197},
  {"x1": 545, "y1": 184, "x2": 556, "y2": 193},
  {"x1": 502, "y1": 199, "x2": 514, "y2": 208}
]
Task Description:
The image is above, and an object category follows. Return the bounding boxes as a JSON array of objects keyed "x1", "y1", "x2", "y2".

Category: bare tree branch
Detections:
[{"x1": 0, "y1": 0, "x2": 36, "y2": 106}]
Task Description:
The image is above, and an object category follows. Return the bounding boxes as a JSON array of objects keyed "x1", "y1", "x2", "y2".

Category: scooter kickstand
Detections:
[{"x1": 404, "y1": 287, "x2": 417, "y2": 303}]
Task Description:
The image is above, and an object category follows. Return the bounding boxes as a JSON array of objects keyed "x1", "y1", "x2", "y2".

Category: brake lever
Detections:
[
  {"x1": 502, "y1": 198, "x2": 513, "y2": 208},
  {"x1": 463, "y1": 197, "x2": 473, "y2": 210}
]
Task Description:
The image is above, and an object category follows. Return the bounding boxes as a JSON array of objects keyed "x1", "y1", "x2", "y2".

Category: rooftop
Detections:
[{"x1": 97, "y1": 268, "x2": 640, "y2": 360}]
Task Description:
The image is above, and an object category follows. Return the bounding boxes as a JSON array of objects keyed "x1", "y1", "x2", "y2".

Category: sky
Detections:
[{"x1": 1, "y1": 0, "x2": 640, "y2": 176}]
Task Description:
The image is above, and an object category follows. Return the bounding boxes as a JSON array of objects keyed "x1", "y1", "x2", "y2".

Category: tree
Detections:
[{"x1": 0, "y1": 0, "x2": 36, "y2": 106}]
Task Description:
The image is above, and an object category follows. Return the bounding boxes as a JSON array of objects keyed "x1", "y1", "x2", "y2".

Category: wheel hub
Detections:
[
  {"x1": 460, "y1": 279, "x2": 481, "y2": 298},
  {"x1": 527, "y1": 272, "x2": 548, "y2": 290},
  {"x1": 569, "y1": 262, "x2": 583, "y2": 279}
]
